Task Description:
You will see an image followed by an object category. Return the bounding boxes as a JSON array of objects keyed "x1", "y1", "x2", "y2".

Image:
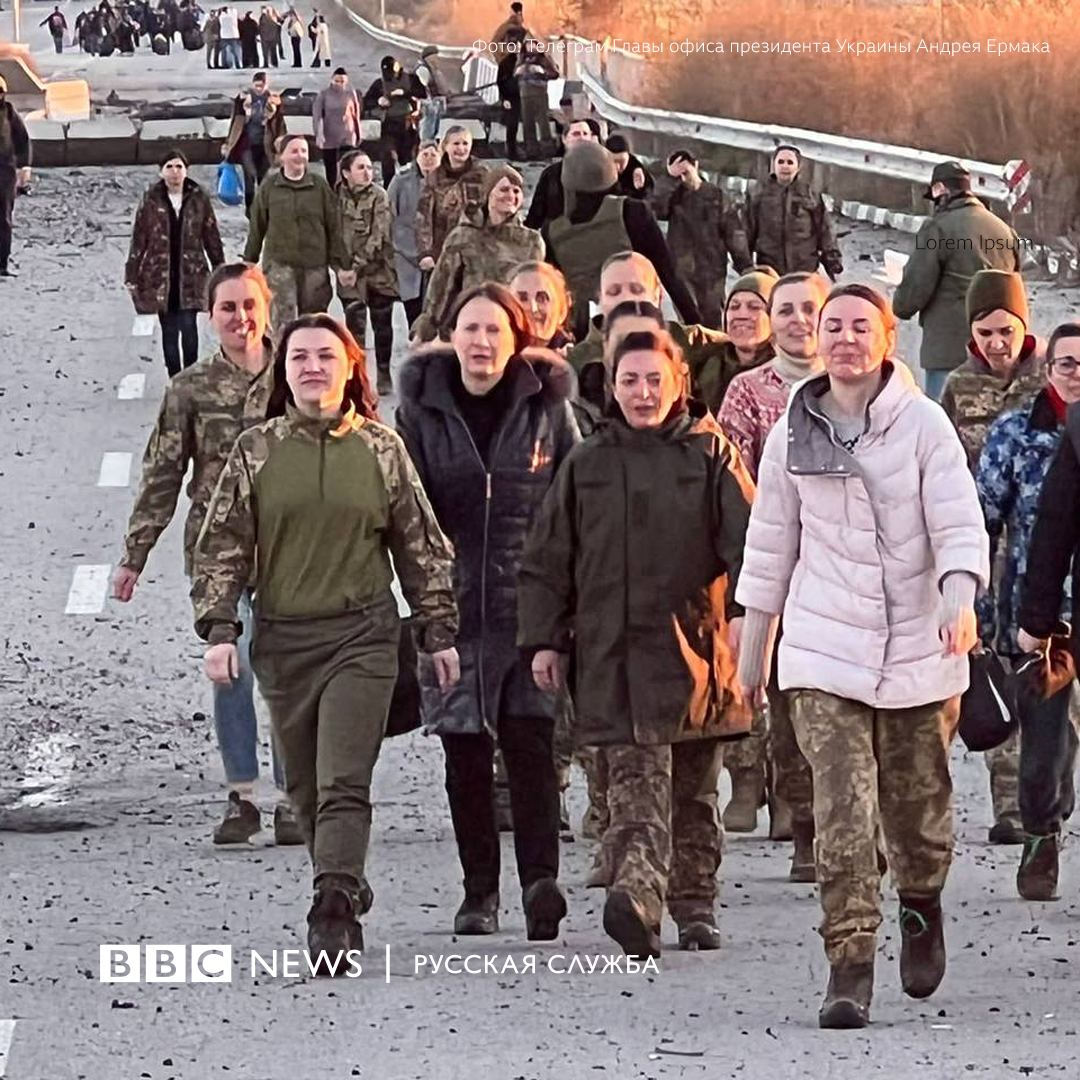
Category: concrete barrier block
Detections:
[
  {"x1": 24, "y1": 119, "x2": 67, "y2": 167},
  {"x1": 203, "y1": 117, "x2": 232, "y2": 141},
  {"x1": 360, "y1": 119, "x2": 381, "y2": 141},
  {"x1": 138, "y1": 118, "x2": 217, "y2": 165},
  {"x1": 66, "y1": 116, "x2": 140, "y2": 167},
  {"x1": 287, "y1": 115, "x2": 314, "y2": 137},
  {"x1": 45, "y1": 80, "x2": 90, "y2": 122}
]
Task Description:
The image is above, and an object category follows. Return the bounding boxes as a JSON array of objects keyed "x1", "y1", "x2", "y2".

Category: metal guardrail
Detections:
[{"x1": 576, "y1": 60, "x2": 1012, "y2": 203}]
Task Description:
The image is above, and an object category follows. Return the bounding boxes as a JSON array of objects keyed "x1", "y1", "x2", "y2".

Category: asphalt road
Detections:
[{"x1": 2, "y1": 10, "x2": 1080, "y2": 1080}]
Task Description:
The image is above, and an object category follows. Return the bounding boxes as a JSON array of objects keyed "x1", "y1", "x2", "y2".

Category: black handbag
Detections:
[
  {"x1": 385, "y1": 618, "x2": 422, "y2": 738},
  {"x1": 958, "y1": 647, "x2": 1017, "y2": 752}
]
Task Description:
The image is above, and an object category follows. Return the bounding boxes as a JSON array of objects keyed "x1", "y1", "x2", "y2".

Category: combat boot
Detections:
[
  {"x1": 768, "y1": 794, "x2": 794, "y2": 841},
  {"x1": 1017, "y1": 833, "x2": 1060, "y2": 901},
  {"x1": 523, "y1": 877, "x2": 567, "y2": 941},
  {"x1": 307, "y1": 884, "x2": 364, "y2": 977},
  {"x1": 818, "y1": 960, "x2": 874, "y2": 1029},
  {"x1": 273, "y1": 801, "x2": 304, "y2": 846},
  {"x1": 603, "y1": 889, "x2": 661, "y2": 961},
  {"x1": 789, "y1": 820, "x2": 816, "y2": 883},
  {"x1": 212, "y1": 790, "x2": 261, "y2": 844},
  {"x1": 454, "y1": 892, "x2": 499, "y2": 935},
  {"x1": 675, "y1": 911, "x2": 722, "y2": 951},
  {"x1": 723, "y1": 767, "x2": 764, "y2": 833},
  {"x1": 989, "y1": 817, "x2": 1027, "y2": 845},
  {"x1": 898, "y1": 892, "x2": 946, "y2": 999}
]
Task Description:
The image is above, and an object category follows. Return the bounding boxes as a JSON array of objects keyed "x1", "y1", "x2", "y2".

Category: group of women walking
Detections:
[{"x1": 112, "y1": 126, "x2": 1080, "y2": 1037}]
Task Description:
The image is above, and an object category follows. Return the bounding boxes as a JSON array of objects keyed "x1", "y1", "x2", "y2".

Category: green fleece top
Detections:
[
  {"x1": 243, "y1": 168, "x2": 347, "y2": 270},
  {"x1": 254, "y1": 412, "x2": 394, "y2": 619}
]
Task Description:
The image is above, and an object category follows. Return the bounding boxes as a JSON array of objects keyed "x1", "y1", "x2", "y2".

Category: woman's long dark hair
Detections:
[{"x1": 266, "y1": 313, "x2": 380, "y2": 421}]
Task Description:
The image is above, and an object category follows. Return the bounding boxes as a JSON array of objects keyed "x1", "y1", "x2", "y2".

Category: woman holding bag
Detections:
[{"x1": 192, "y1": 312, "x2": 460, "y2": 972}]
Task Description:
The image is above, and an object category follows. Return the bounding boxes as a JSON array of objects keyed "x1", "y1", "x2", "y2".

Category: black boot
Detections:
[
  {"x1": 306, "y1": 885, "x2": 364, "y2": 976},
  {"x1": 376, "y1": 362, "x2": 393, "y2": 396},
  {"x1": 818, "y1": 961, "x2": 874, "y2": 1028},
  {"x1": 523, "y1": 877, "x2": 566, "y2": 941},
  {"x1": 898, "y1": 892, "x2": 946, "y2": 999},
  {"x1": 1017, "y1": 833, "x2": 1060, "y2": 901},
  {"x1": 454, "y1": 892, "x2": 499, "y2": 935},
  {"x1": 602, "y1": 889, "x2": 661, "y2": 960},
  {"x1": 790, "y1": 819, "x2": 816, "y2": 883}
]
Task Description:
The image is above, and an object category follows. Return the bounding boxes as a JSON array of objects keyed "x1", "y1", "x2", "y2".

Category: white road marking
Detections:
[
  {"x1": 117, "y1": 373, "x2": 146, "y2": 399},
  {"x1": 12, "y1": 734, "x2": 77, "y2": 809},
  {"x1": 97, "y1": 452, "x2": 132, "y2": 488},
  {"x1": 0, "y1": 1019, "x2": 16, "y2": 1077},
  {"x1": 65, "y1": 564, "x2": 111, "y2": 614},
  {"x1": 132, "y1": 314, "x2": 157, "y2": 337}
]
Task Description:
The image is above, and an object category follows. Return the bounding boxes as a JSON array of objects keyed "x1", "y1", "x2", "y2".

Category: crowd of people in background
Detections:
[{"x1": 6, "y1": 0, "x2": 1070, "y2": 1035}]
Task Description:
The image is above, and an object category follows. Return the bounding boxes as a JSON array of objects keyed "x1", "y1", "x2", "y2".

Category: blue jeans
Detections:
[
  {"x1": 213, "y1": 592, "x2": 284, "y2": 788},
  {"x1": 923, "y1": 368, "x2": 950, "y2": 402},
  {"x1": 221, "y1": 39, "x2": 241, "y2": 69},
  {"x1": 419, "y1": 96, "x2": 446, "y2": 141}
]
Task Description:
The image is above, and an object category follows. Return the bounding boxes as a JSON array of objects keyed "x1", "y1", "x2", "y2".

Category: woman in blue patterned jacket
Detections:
[{"x1": 976, "y1": 322, "x2": 1080, "y2": 903}]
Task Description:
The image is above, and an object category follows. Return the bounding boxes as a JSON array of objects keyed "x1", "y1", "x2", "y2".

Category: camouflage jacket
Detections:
[
  {"x1": 337, "y1": 182, "x2": 399, "y2": 302},
  {"x1": 975, "y1": 389, "x2": 1069, "y2": 655},
  {"x1": 940, "y1": 337, "x2": 1044, "y2": 469},
  {"x1": 124, "y1": 179, "x2": 225, "y2": 315},
  {"x1": 746, "y1": 174, "x2": 842, "y2": 278},
  {"x1": 657, "y1": 178, "x2": 752, "y2": 283},
  {"x1": 415, "y1": 157, "x2": 490, "y2": 263},
  {"x1": 121, "y1": 348, "x2": 274, "y2": 578},
  {"x1": 412, "y1": 211, "x2": 544, "y2": 341},
  {"x1": 191, "y1": 407, "x2": 458, "y2": 651}
]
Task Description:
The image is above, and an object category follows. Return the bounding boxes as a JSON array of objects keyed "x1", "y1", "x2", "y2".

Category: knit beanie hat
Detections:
[
  {"x1": 482, "y1": 163, "x2": 525, "y2": 204},
  {"x1": 560, "y1": 142, "x2": 619, "y2": 194},
  {"x1": 966, "y1": 269, "x2": 1029, "y2": 327},
  {"x1": 726, "y1": 265, "x2": 781, "y2": 310}
]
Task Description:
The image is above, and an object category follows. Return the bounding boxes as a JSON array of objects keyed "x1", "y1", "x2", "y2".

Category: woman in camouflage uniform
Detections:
[
  {"x1": 193, "y1": 313, "x2": 460, "y2": 973},
  {"x1": 336, "y1": 149, "x2": 400, "y2": 396}
]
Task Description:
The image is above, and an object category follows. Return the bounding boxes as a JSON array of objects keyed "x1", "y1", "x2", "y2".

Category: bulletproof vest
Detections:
[
  {"x1": 546, "y1": 196, "x2": 631, "y2": 308},
  {"x1": 382, "y1": 72, "x2": 414, "y2": 121}
]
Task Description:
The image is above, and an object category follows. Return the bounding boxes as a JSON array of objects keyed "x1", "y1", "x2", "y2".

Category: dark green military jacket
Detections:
[
  {"x1": 517, "y1": 408, "x2": 754, "y2": 746},
  {"x1": 243, "y1": 168, "x2": 347, "y2": 271},
  {"x1": 893, "y1": 193, "x2": 1021, "y2": 372},
  {"x1": 192, "y1": 406, "x2": 458, "y2": 652}
]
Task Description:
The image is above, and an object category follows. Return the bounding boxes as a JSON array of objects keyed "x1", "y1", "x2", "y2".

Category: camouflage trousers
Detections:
[
  {"x1": 788, "y1": 689, "x2": 956, "y2": 966},
  {"x1": 985, "y1": 730, "x2": 1021, "y2": 826},
  {"x1": 264, "y1": 262, "x2": 333, "y2": 337},
  {"x1": 767, "y1": 679, "x2": 814, "y2": 826},
  {"x1": 602, "y1": 739, "x2": 724, "y2": 927}
]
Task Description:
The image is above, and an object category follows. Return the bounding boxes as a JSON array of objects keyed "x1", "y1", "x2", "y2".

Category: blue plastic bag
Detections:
[{"x1": 216, "y1": 162, "x2": 244, "y2": 207}]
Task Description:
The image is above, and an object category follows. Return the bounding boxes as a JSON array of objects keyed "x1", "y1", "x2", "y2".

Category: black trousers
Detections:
[
  {"x1": 240, "y1": 144, "x2": 270, "y2": 213},
  {"x1": 159, "y1": 310, "x2": 199, "y2": 376},
  {"x1": 321, "y1": 146, "x2": 354, "y2": 186},
  {"x1": 441, "y1": 715, "x2": 560, "y2": 898},
  {"x1": 0, "y1": 166, "x2": 15, "y2": 271},
  {"x1": 1018, "y1": 682, "x2": 1078, "y2": 836},
  {"x1": 344, "y1": 294, "x2": 394, "y2": 372},
  {"x1": 403, "y1": 294, "x2": 423, "y2": 329},
  {"x1": 290, "y1": 36, "x2": 301, "y2": 66},
  {"x1": 379, "y1": 122, "x2": 416, "y2": 186},
  {"x1": 503, "y1": 94, "x2": 521, "y2": 157}
]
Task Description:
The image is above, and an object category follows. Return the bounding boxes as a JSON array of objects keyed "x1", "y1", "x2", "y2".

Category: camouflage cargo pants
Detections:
[
  {"x1": 603, "y1": 739, "x2": 724, "y2": 927},
  {"x1": 788, "y1": 689, "x2": 956, "y2": 966},
  {"x1": 722, "y1": 703, "x2": 767, "y2": 772},
  {"x1": 985, "y1": 730, "x2": 1021, "y2": 826},
  {"x1": 264, "y1": 262, "x2": 333, "y2": 337},
  {"x1": 767, "y1": 676, "x2": 814, "y2": 826}
]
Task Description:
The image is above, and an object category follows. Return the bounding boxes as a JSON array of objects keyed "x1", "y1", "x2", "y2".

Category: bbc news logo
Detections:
[{"x1": 99, "y1": 945, "x2": 232, "y2": 983}]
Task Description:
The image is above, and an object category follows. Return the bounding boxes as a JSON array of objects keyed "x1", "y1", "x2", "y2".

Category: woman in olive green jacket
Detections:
[{"x1": 193, "y1": 313, "x2": 460, "y2": 974}]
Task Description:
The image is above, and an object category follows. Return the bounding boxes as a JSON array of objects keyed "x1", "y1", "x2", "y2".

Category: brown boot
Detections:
[
  {"x1": 789, "y1": 820, "x2": 816, "y2": 883},
  {"x1": 768, "y1": 794, "x2": 794, "y2": 841},
  {"x1": 1017, "y1": 833, "x2": 1060, "y2": 901},
  {"x1": 818, "y1": 960, "x2": 873, "y2": 1029},
  {"x1": 898, "y1": 892, "x2": 946, "y2": 999},
  {"x1": 723, "y1": 767, "x2": 764, "y2": 833}
]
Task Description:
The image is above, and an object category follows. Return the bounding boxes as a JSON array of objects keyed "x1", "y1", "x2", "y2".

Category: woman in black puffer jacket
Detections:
[{"x1": 396, "y1": 282, "x2": 581, "y2": 941}]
